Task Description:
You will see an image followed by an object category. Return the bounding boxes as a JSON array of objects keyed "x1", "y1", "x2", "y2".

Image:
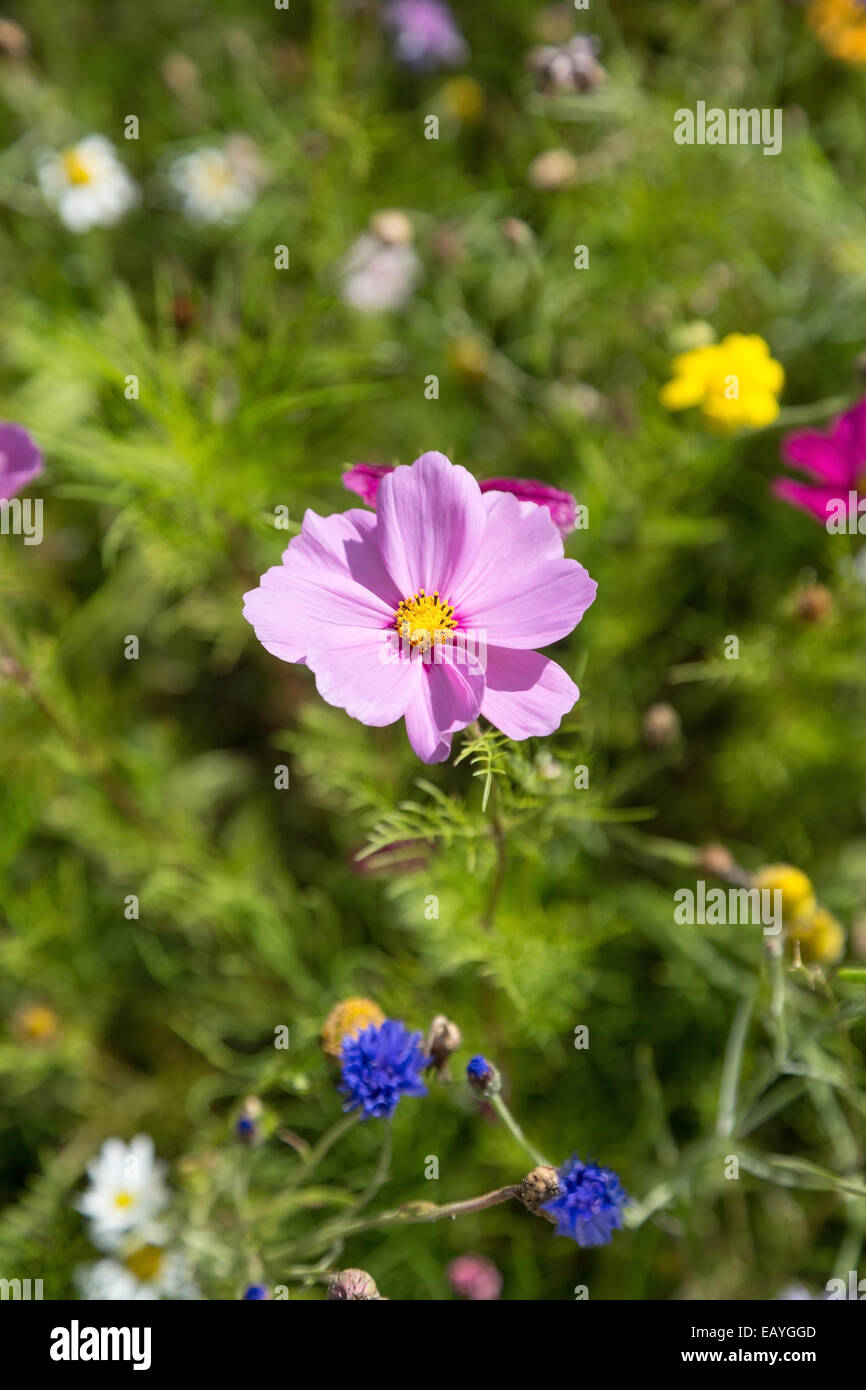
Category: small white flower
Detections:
[
  {"x1": 339, "y1": 234, "x2": 420, "y2": 313},
  {"x1": 170, "y1": 138, "x2": 263, "y2": 225},
  {"x1": 76, "y1": 1135, "x2": 169, "y2": 1247},
  {"x1": 38, "y1": 136, "x2": 138, "y2": 232},
  {"x1": 76, "y1": 1245, "x2": 199, "y2": 1301}
]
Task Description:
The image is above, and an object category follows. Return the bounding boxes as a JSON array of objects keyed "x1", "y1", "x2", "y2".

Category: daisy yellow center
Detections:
[
  {"x1": 123, "y1": 1245, "x2": 164, "y2": 1283},
  {"x1": 198, "y1": 161, "x2": 233, "y2": 193},
  {"x1": 62, "y1": 149, "x2": 94, "y2": 185},
  {"x1": 395, "y1": 590, "x2": 456, "y2": 650},
  {"x1": 114, "y1": 1190, "x2": 136, "y2": 1209}
]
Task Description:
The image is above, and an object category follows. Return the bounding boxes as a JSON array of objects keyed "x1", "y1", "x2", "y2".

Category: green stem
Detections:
[
  {"x1": 490, "y1": 1093, "x2": 550, "y2": 1167},
  {"x1": 353, "y1": 1121, "x2": 392, "y2": 1214},
  {"x1": 481, "y1": 778, "x2": 507, "y2": 930},
  {"x1": 285, "y1": 1111, "x2": 360, "y2": 1188}
]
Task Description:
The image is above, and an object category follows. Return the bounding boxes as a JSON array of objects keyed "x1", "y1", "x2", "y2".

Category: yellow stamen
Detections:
[
  {"x1": 394, "y1": 590, "x2": 457, "y2": 652},
  {"x1": 123, "y1": 1245, "x2": 164, "y2": 1283},
  {"x1": 62, "y1": 149, "x2": 94, "y2": 186},
  {"x1": 114, "y1": 1190, "x2": 135, "y2": 1209}
]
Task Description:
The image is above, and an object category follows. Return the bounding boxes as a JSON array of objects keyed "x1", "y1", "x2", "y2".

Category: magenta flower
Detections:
[
  {"x1": 0, "y1": 422, "x2": 43, "y2": 501},
  {"x1": 385, "y1": 0, "x2": 468, "y2": 70},
  {"x1": 343, "y1": 462, "x2": 578, "y2": 538},
  {"x1": 773, "y1": 397, "x2": 866, "y2": 523},
  {"x1": 244, "y1": 452, "x2": 596, "y2": 764}
]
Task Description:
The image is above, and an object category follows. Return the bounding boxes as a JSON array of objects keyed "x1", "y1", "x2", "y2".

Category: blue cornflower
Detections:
[
  {"x1": 541, "y1": 1156, "x2": 627, "y2": 1247},
  {"x1": 242, "y1": 1284, "x2": 269, "y2": 1300},
  {"x1": 339, "y1": 1019, "x2": 428, "y2": 1121}
]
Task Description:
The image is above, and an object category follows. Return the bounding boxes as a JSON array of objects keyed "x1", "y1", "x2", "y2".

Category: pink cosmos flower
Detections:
[
  {"x1": 0, "y1": 422, "x2": 43, "y2": 500},
  {"x1": 343, "y1": 461, "x2": 578, "y2": 537},
  {"x1": 773, "y1": 397, "x2": 866, "y2": 522},
  {"x1": 243, "y1": 452, "x2": 596, "y2": 764}
]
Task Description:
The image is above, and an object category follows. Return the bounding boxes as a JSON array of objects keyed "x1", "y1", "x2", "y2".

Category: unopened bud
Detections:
[
  {"x1": 528, "y1": 148, "x2": 578, "y2": 191},
  {"x1": 328, "y1": 1268, "x2": 382, "y2": 1301},
  {"x1": 643, "y1": 702, "x2": 681, "y2": 749},
  {"x1": 466, "y1": 1055, "x2": 501, "y2": 1097},
  {"x1": 370, "y1": 209, "x2": 413, "y2": 246}
]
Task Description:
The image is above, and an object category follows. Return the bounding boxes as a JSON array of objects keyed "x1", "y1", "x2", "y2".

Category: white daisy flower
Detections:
[
  {"x1": 76, "y1": 1245, "x2": 199, "y2": 1301},
  {"x1": 169, "y1": 137, "x2": 264, "y2": 225},
  {"x1": 338, "y1": 217, "x2": 420, "y2": 313},
  {"x1": 38, "y1": 136, "x2": 139, "y2": 233},
  {"x1": 76, "y1": 1135, "x2": 169, "y2": 1247}
]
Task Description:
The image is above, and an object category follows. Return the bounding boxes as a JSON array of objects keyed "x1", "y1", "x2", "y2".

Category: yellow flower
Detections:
[
  {"x1": 660, "y1": 333, "x2": 784, "y2": 431},
  {"x1": 753, "y1": 864, "x2": 816, "y2": 923},
  {"x1": 321, "y1": 997, "x2": 385, "y2": 1058},
  {"x1": 440, "y1": 77, "x2": 485, "y2": 124},
  {"x1": 11, "y1": 1001, "x2": 59, "y2": 1044},
  {"x1": 447, "y1": 335, "x2": 491, "y2": 384},
  {"x1": 787, "y1": 906, "x2": 846, "y2": 966},
  {"x1": 808, "y1": 0, "x2": 866, "y2": 65}
]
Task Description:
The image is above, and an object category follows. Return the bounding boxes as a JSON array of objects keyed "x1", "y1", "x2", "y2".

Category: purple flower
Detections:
[
  {"x1": 773, "y1": 397, "x2": 866, "y2": 522},
  {"x1": 338, "y1": 1019, "x2": 428, "y2": 1121},
  {"x1": 342, "y1": 462, "x2": 579, "y2": 538},
  {"x1": 385, "y1": 0, "x2": 468, "y2": 70},
  {"x1": 244, "y1": 452, "x2": 596, "y2": 763},
  {"x1": 0, "y1": 422, "x2": 43, "y2": 501},
  {"x1": 541, "y1": 1156, "x2": 627, "y2": 1247},
  {"x1": 447, "y1": 1253, "x2": 503, "y2": 1301}
]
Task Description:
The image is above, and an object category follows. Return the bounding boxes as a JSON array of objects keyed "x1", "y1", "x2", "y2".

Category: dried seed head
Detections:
[
  {"x1": 519, "y1": 1165, "x2": 560, "y2": 1218},
  {"x1": 425, "y1": 1014, "x2": 462, "y2": 1080}
]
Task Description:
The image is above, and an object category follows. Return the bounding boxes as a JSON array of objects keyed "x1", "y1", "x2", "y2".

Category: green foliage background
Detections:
[{"x1": 1, "y1": 0, "x2": 866, "y2": 1300}]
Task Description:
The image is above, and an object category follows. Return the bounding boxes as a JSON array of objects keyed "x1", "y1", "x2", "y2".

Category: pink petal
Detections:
[
  {"x1": 771, "y1": 477, "x2": 843, "y2": 523},
  {"x1": 375, "y1": 451, "x2": 488, "y2": 599},
  {"x1": 480, "y1": 477, "x2": 577, "y2": 536},
  {"x1": 243, "y1": 508, "x2": 397, "y2": 664},
  {"x1": 342, "y1": 462, "x2": 393, "y2": 508},
  {"x1": 830, "y1": 396, "x2": 866, "y2": 464},
  {"x1": 781, "y1": 431, "x2": 850, "y2": 486},
  {"x1": 0, "y1": 422, "x2": 43, "y2": 501},
  {"x1": 404, "y1": 658, "x2": 484, "y2": 763},
  {"x1": 305, "y1": 625, "x2": 421, "y2": 725},
  {"x1": 457, "y1": 491, "x2": 596, "y2": 648},
  {"x1": 480, "y1": 647, "x2": 579, "y2": 739}
]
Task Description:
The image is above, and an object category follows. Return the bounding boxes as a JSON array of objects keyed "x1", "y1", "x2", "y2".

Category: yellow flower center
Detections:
[
  {"x1": 114, "y1": 1190, "x2": 136, "y2": 1210},
  {"x1": 394, "y1": 590, "x2": 457, "y2": 651},
  {"x1": 123, "y1": 1245, "x2": 165, "y2": 1283},
  {"x1": 62, "y1": 149, "x2": 94, "y2": 185}
]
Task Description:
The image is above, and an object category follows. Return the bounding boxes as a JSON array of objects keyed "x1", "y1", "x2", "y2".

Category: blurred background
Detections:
[{"x1": 1, "y1": 0, "x2": 866, "y2": 1299}]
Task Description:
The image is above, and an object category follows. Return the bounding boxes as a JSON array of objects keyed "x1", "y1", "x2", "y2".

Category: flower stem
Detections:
[
  {"x1": 285, "y1": 1111, "x2": 360, "y2": 1187},
  {"x1": 318, "y1": 1184, "x2": 523, "y2": 1244},
  {"x1": 489, "y1": 1093, "x2": 550, "y2": 1167},
  {"x1": 481, "y1": 777, "x2": 507, "y2": 930}
]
